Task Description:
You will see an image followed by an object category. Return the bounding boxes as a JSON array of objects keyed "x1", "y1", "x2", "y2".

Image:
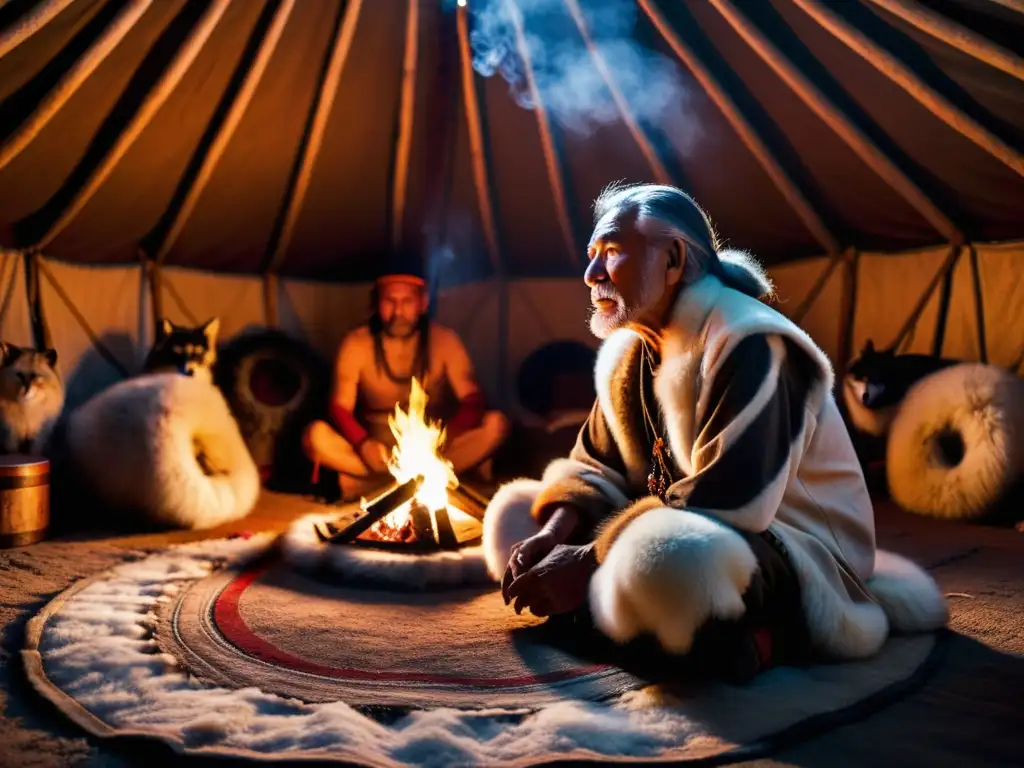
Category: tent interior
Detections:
[{"x1": 0, "y1": 0, "x2": 1021, "y2": 766}]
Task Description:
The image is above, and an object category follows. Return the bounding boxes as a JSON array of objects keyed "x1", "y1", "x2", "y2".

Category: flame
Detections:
[
  {"x1": 387, "y1": 377, "x2": 458, "y2": 508},
  {"x1": 366, "y1": 377, "x2": 460, "y2": 542}
]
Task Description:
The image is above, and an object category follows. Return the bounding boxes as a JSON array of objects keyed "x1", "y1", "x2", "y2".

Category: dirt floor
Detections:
[{"x1": 0, "y1": 489, "x2": 1021, "y2": 767}]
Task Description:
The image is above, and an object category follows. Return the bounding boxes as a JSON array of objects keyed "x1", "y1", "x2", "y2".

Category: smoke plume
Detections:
[{"x1": 466, "y1": 0, "x2": 699, "y2": 154}]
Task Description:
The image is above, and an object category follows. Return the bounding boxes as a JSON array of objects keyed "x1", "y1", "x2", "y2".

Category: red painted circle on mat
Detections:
[{"x1": 213, "y1": 564, "x2": 610, "y2": 687}]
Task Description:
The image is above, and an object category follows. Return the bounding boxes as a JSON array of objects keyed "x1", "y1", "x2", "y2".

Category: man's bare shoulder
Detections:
[
  {"x1": 338, "y1": 325, "x2": 373, "y2": 355},
  {"x1": 428, "y1": 323, "x2": 465, "y2": 349}
]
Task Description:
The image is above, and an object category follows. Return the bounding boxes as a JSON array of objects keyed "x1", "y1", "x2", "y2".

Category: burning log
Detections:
[
  {"x1": 315, "y1": 475, "x2": 424, "y2": 544},
  {"x1": 433, "y1": 505, "x2": 459, "y2": 550},
  {"x1": 447, "y1": 481, "x2": 489, "y2": 521},
  {"x1": 408, "y1": 501, "x2": 435, "y2": 543}
]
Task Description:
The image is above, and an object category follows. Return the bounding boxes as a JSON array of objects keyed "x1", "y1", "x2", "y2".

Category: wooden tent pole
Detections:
[
  {"x1": 390, "y1": 0, "x2": 420, "y2": 251},
  {"x1": 456, "y1": 5, "x2": 502, "y2": 273},
  {"x1": 0, "y1": 0, "x2": 76, "y2": 60},
  {"x1": 29, "y1": 0, "x2": 232, "y2": 252},
  {"x1": 988, "y1": 0, "x2": 1024, "y2": 13},
  {"x1": 708, "y1": 0, "x2": 963, "y2": 245},
  {"x1": 263, "y1": 0, "x2": 363, "y2": 276},
  {"x1": 837, "y1": 249, "x2": 858, "y2": 381},
  {"x1": 864, "y1": 0, "x2": 1024, "y2": 83},
  {"x1": 636, "y1": 0, "x2": 840, "y2": 256},
  {"x1": 506, "y1": 0, "x2": 580, "y2": 267},
  {"x1": 793, "y1": 0, "x2": 1024, "y2": 178},
  {"x1": 0, "y1": 0, "x2": 152, "y2": 173},
  {"x1": 562, "y1": 0, "x2": 671, "y2": 185},
  {"x1": 967, "y1": 245, "x2": 988, "y2": 364},
  {"x1": 153, "y1": 0, "x2": 297, "y2": 265}
]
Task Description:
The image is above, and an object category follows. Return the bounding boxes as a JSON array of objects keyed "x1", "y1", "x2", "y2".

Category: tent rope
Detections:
[
  {"x1": 886, "y1": 244, "x2": 962, "y2": 354},
  {"x1": 159, "y1": 274, "x2": 199, "y2": 326},
  {"x1": 35, "y1": 258, "x2": 130, "y2": 379},
  {"x1": 789, "y1": 251, "x2": 846, "y2": 325}
]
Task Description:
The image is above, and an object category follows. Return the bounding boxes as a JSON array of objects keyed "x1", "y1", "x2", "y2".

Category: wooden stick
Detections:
[
  {"x1": 562, "y1": 0, "x2": 670, "y2": 184},
  {"x1": 317, "y1": 475, "x2": 423, "y2": 544},
  {"x1": 506, "y1": 0, "x2": 580, "y2": 266},
  {"x1": 793, "y1": 0, "x2": 1024, "y2": 178},
  {"x1": 262, "y1": 272, "x2": 279, "y2": 327},
  {"x1": 456, "y1": 6, "x2": 502, "y2": 273},
  {"x1": 0, "y1": 0, "x2": 76, "y2": 60},
  {"x1": 30, "y1": 0, "x2": 232, "y2": 251},
  {"x1": 0, "y1": 0, "x2": 151, "y2": 172},
  {"x1": 390, "y1": 0, "x2": 420, "y2": 251},
  {"x1": 837, "y1": 250, "x2": 859, "y2": 379},
  {"x1": 864, "y1": 0, "x2": 1024, "y2": 83},
  {"x1": 265, "y1": 0, "x2": 363, "y2": 273},
  {"x1": 708, "y1": 0, "x2": 962, "y2": 244},
  {"x1": 154, "y1": 0, "x2": 297, "y2": 264},
  {"x1": 433, "y1": 506, "x2": 459, "y2": 550},
  {"x1": 636, "y1": 0, "x2": 840, "y2": 256},
  {"x1": 448, "y1": 482, "x2": 488, "y2": 521}
]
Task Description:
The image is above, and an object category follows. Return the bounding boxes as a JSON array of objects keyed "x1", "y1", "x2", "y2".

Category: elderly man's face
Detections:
[{"x1": 583, "y1": 211, "x2": 669, "y2": 339}]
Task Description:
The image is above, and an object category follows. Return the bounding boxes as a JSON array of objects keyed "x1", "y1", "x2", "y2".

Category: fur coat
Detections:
[{"x1": 485, "y1": 273, "x2": 947, "y2": 661}]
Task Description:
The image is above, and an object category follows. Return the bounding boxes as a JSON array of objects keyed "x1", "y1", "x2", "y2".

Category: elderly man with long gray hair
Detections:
[{"x1": 482, "y1": 183, "x2": 947, "y2": 682}]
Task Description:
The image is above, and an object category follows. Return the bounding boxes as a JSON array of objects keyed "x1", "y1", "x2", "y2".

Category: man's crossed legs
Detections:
[
  {"x1": 483, "y1": 479, "x2": 810, "y2": 683},
  {"x1": 304, "y1": 412, "x2": 510, "y2": 500}
]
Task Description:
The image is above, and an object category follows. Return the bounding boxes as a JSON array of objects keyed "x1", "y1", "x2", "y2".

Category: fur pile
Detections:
[
  {"x1": 64, "y1": 373, "x2": 260, "y2": 530},
  {"x1": 886, "y1": 363, "x2": 1024, "y2": 520}
]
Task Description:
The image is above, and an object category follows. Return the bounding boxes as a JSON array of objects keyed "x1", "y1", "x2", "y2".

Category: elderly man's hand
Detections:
[{"x1": 504, "y1": 543, "x2": 598, "y2": 617}]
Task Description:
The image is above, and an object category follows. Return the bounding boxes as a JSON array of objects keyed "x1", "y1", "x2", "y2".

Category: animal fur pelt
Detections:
[
  {"x1": 886, "y1": 363, "x2": 1024, "y2": 522},
  {"x1": 484, "y1": 489, "x2": 948, "y2": 661},
  {"x1": 0, "y1": 343, "x2": 64, "y2": 455},
  {"x1": 63, "y1": 373, "x2": 260, "y2": 530}
]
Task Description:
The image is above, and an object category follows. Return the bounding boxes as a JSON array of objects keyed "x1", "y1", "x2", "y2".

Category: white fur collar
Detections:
[{"x1": 594, "y1": 274, "x2": 835, "y2": 484}]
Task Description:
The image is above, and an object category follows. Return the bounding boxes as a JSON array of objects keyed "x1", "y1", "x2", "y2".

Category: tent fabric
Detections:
[
  {"x1": 27, "y1": 239, "x2": 1021, "y2": 417},
  {"x1": 0, "y1": 0, "x2": 1022, "y2": 280},
  {"x1": 0, "y1": 249, "x2": 36, "y2": 349}
]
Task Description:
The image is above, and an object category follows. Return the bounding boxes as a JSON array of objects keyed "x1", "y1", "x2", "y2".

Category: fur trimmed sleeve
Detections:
[
  {"x1": 529, "y1": 400, "x2": 630, "y2": 534},
  {"x1": 593, "y1": 334, "x2": 818, "y2": 559}
]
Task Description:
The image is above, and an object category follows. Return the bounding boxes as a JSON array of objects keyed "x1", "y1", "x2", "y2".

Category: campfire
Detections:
[{"x1": 315, "y1": 378, "x2": 487, "y2": 552}]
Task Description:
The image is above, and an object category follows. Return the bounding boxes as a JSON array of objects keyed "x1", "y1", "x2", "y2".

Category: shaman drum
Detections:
[{"x1": 0, "y1": 455, "x2": 49, "y2": 548}]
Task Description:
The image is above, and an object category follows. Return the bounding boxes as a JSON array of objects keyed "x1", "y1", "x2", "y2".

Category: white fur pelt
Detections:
[
  {"x1": 65, "y1": 373, "x2": 260, "y2": 530},
  {"x1": 589, "y1": 508, "x2": 758, "y2": 654},
  {"x1": 886, "y1": 363, "x2": 1024, "y2": 520},
  {"x1": 283, "y1": 512, "x2": 492, "y2": 590},
  {"x1": 483, "y1": 487, "x2": 947, "y2": 661}
]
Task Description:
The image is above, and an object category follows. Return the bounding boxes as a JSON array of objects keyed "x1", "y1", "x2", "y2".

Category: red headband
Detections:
[{"x1": 376, "y1": 274, "x2": 425, "y2": 288}]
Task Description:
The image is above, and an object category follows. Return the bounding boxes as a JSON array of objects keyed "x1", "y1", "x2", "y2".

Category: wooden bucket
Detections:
[{"x1": 0, "y1": 455, "x2": 49, "y2": 548}]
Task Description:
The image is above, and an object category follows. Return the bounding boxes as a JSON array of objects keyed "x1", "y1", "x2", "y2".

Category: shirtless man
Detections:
[{"x1": 303, "y1": 271, "x2": 509, "y2": 500}]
